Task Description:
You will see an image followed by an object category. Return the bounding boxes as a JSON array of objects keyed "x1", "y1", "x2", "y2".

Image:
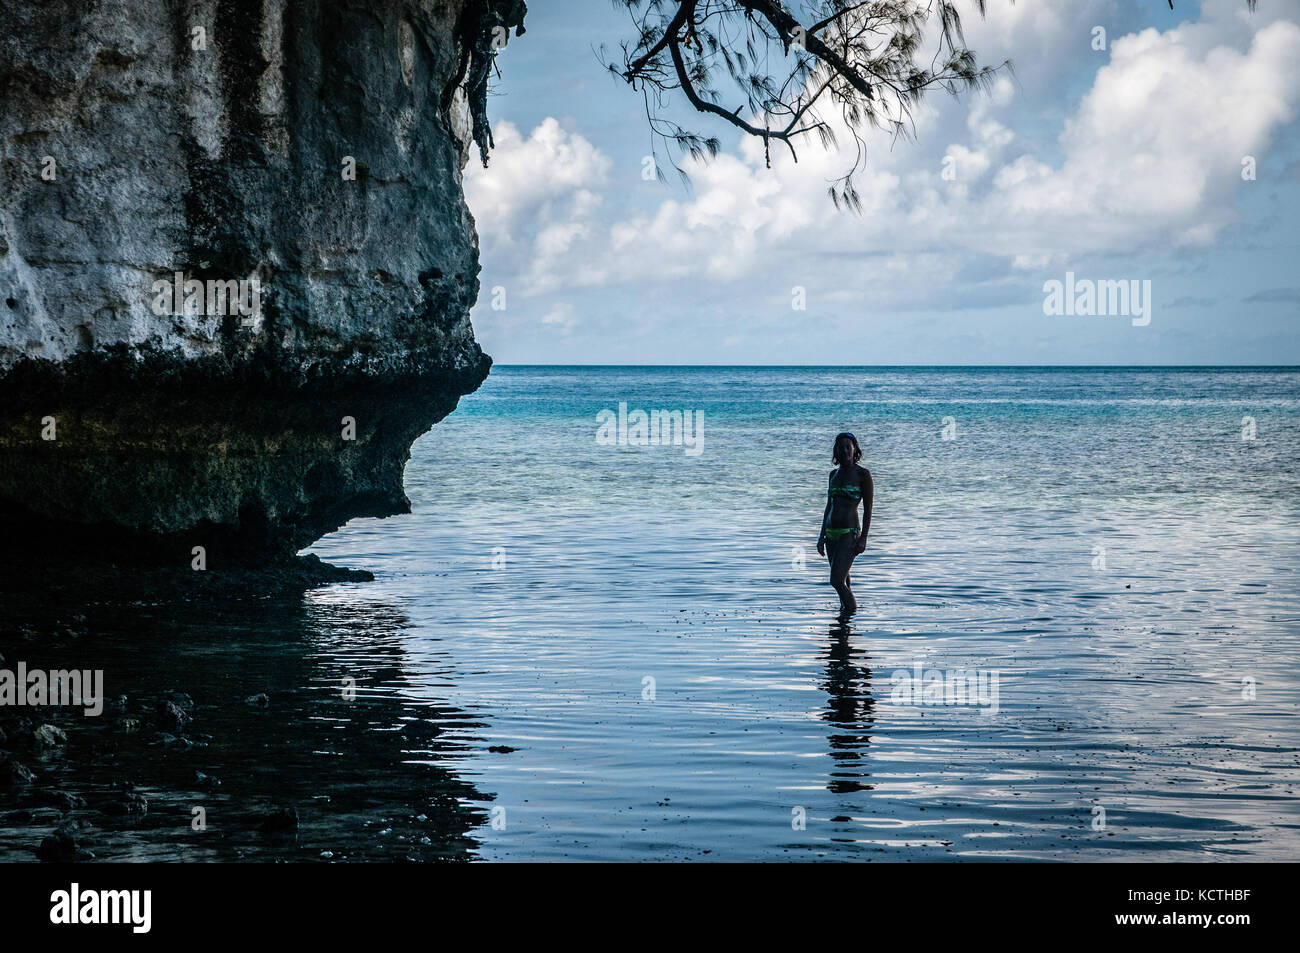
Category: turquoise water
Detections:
[{"x1": 304, "y1": 366, "x2": 1300, "y2": 861}]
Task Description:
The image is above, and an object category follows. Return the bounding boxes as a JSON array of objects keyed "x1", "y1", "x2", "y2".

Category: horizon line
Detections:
[{"x1": 489, "y1": 363, "x2": 1300, "y2": 369}]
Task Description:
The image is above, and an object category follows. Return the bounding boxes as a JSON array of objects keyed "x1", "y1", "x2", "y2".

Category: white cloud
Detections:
[
  {"x1": 540, "y1": 301, "x2": 579, "y2": 333},
  {"x1": 465, "y1": 0, "x2": 1300, "y2": 362},
  {"x1": 1003, "y1": 16, "x2": 1300, "y2": 249},
  {"x1": 464, "y1": 117, "x2": 611, "y2": 261}
]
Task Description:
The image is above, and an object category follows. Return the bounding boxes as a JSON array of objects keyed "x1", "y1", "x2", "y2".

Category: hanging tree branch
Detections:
[
  {"x1": 605, "y1": 1, "x2": 1009, "y2": 210},
  {"x1": 603, "y1": 0, "x2": 1256, "y2": 211}
]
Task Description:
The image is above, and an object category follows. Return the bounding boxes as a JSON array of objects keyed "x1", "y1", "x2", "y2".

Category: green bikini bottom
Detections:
[{"x1": 824, "y1": 527, "x2": 859, "y2": 542}]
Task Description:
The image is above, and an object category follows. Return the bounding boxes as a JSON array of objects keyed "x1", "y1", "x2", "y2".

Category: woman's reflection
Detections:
[{"x1": 821, "y1": 621, "x2": 875, "y2": 795}]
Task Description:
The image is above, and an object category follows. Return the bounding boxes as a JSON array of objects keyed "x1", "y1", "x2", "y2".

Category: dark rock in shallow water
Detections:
[
  {"x1": 156, "y1": 699, "x2": 191, "y2": 734},
  {"x1": 164, "y1": 692, "x2": 194, "y2": 712},
  {"x1": 260, "y1": 806, "x2": 299, "y2": 837},
  {"x1": 0, "y1": 0, "x2": 528, "y2": 565},
  {"x1": 0, "y1": 712, "x2": 32, "y2": 748},
  {"x1": 0, "y1": 552, "x2": 375, "y2": 611},
  {"x1": 101, "y1": 782, "x2": 148, "y2": 817},
  {"x1": 31, "y1": 723, "x2": 67, "y2": 751},
  {"x1": 401, "y1": 719, "x2": 443, "y2": 741},
  {"x1": 38, "y1": 789, "x2": 87, "y2": 811},
  {"x1": 0, "y1": 754, "x2": 37, "y2": 787},
  {"x1": 37, "y1": 820, "x2": 95, "y2": 862},
  {"x1": 244, "y1": 693, "x2": 270, "y2": 708},
  {"x1": 0, "y1": 715, "x2": 32, "y2": 741},
  {"x1": 150, "y1": 732, "x2": 195, "y2": 751}
]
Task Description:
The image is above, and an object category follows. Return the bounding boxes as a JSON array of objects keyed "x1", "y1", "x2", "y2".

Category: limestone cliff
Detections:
[{"x1": 0, "y1": 0, "x2": 524, "y2": 563}]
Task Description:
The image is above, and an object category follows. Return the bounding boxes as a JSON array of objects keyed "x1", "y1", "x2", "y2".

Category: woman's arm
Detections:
[
  {"x1": 856, "y1": 469, "x2": 874, "y2": 553},
  {"x1": 816, "y1": 472, "x2": 833, "y2": 553}
]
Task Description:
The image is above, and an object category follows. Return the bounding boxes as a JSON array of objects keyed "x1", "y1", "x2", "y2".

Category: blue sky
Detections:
[{"x1": 463, "y1": 0, "x2": 1300, "y2": 364}]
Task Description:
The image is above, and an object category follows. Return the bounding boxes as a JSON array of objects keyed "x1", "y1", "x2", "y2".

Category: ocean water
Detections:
[
  {"x1": 3, "y1": 366, "x2": 1298, "y2": 862},
  {"x1": 306, "y1": 366, "x2": 1300, "y2": 861}
]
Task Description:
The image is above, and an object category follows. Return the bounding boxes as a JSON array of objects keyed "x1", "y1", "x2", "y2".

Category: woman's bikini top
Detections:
[{"x1": 828, "y1": 481, "x2": 862, "y2": 500}]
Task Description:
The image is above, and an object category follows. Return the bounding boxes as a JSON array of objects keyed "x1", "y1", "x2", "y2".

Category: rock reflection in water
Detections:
[{"x1": 0, "y1": 577, "x2": 491, "y2": 862}]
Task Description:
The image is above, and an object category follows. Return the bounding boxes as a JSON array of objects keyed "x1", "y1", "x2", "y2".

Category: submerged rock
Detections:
[
  {"x1": 0, "y1": 0, "x2": 526, "y2": 564},
  {"x1": 260, "y1": 805, "x2": 299, "y2": 837},
  {"x1": 38, "y1": 789, "x2": 87, "y2": 811},
  {"x1": 31, "y1": 724, "x2": 67, "y2": 751},
  {"x1": 164, "y1": 692, "x2": 194, "y2": 712},
  {"x1": 401, "y1": 718, "x2": 442, "y2": 741},
  {"x1": 37, "y1": 819, "x2": 96, "y2": 862},
  {"x1": 101, "y1": 782, "x2": 148, "y2": 817},
  {"x1": 0, "y1": 754, "x2": 37, "y2": 787},
  {"x1": 156, "y1": 699, "x2": 191, "y2": 734},
  {"x1": 114, "y1": 717, "x2": 142, "y2": 734}
]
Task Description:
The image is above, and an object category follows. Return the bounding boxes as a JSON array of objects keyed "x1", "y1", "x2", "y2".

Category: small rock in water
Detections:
[
  {"x1": 164, "y1": 691, "x2": 195, "y2": 710},
  {"x1": 320, "y1": 850, "x2": 334, "y2": 859},
  {"x1": 487, "y1": 745, "x2": 517, "y2": 754},
  {"x1": 260, "y1": 805, "x2": 299, "y2": 836},
  {"x1": 156, "y1": 699, "x2": 190, "y2": 733},
  {"x1": 0, "y1": 754, "x2": 37, "y2": 787},
  {"x1": 150, "y1": 732, "x2": 192, "y2": 750},
  {"x1": 401, "y1": 719, "x2": 442, "y2": 741},
  {"x1": 1, "y1": 715, "x2": 33, "y2": 744},
  {"x1": 37, "y1": 820, "x2": 95, "y2": 862},
  {"x1": 39, "y1": 789, "x2": 86, "y2": 811},
  {"x1": 194, "y1": 770, "x2": 222, "y2": 791},
  {"x1": 102, "y1": 782, "x2": 148, "y2": 817},
  {"x1": 32, "y1": 724, "x2": 68, "y2": 750},
  {"x1": 245, "y1": 693, "x2": 270, "y2": 708}
]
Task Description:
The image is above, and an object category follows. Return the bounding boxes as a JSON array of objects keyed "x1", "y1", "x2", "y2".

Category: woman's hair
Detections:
[{"x1": 832, "y1": 431, "x2": 862, "y2": 465}]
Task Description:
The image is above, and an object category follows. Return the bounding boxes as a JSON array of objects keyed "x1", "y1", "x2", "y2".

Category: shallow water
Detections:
[{"x1": 3, "y1": 367, "x2": 1298, "y2": 861}]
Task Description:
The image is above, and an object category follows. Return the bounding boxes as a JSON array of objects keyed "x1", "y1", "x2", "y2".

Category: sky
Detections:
[{"x1": 462, "y1": 0, "x2": 1300, "y2": 365}]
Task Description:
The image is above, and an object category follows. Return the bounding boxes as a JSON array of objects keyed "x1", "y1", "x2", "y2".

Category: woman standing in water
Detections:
[{"x1": 816, "y1": 432, "x2": 874, "y2": 619}]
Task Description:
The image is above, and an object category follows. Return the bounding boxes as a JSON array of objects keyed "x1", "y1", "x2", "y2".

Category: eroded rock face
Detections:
[{"x1": 0, "y1": 0, "x2": 523, "y2": 563}]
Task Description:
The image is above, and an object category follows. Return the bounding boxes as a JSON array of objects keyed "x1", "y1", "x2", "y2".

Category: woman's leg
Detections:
[{"x1": 828, "y1": 533, "x2": 859, "y2": 616}]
